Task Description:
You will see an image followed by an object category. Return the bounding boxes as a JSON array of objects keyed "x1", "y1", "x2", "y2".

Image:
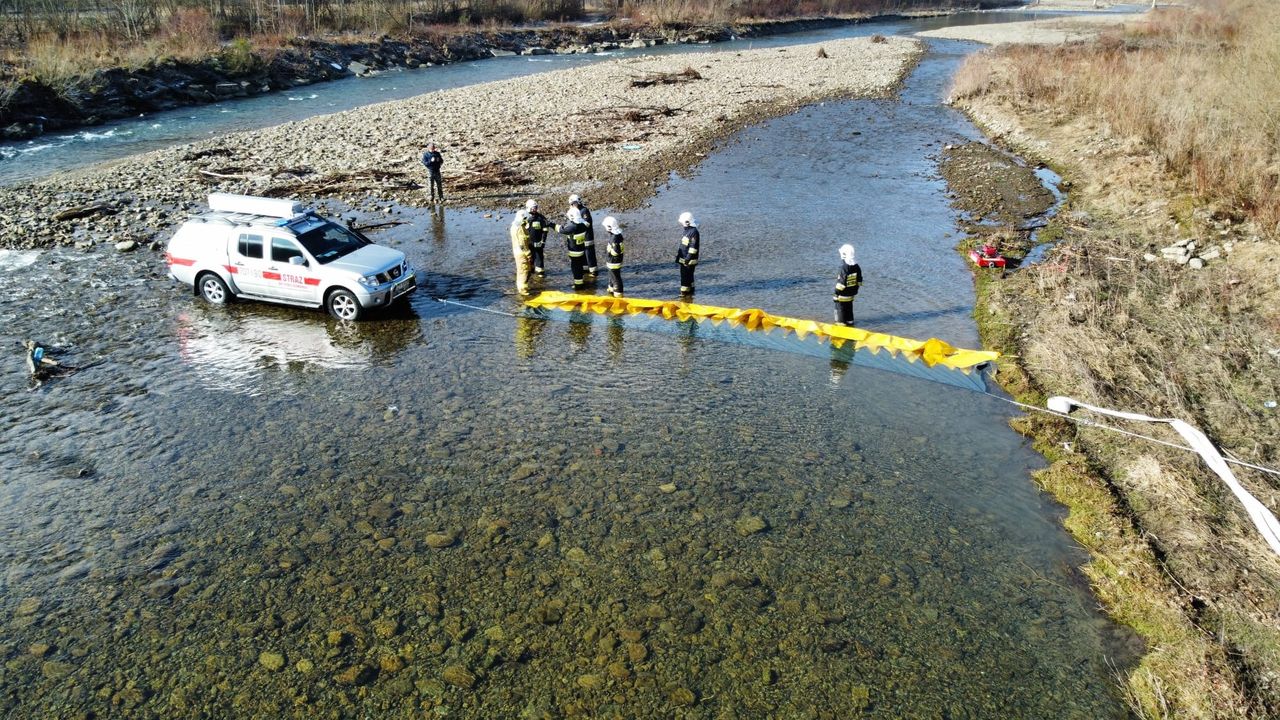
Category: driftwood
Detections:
[
  {"x1": 51, "y1": 203, "x2": 117, "y2": 222},
  {"x1": 629, "y1": 66, "x2": 702, "y2": 88},
  {"x1": 509, "y1": 141, "x2": 592, "y2": 161},
  {"x1": 350, "y1": 219, "x2": 408, "y2": 231},
  {"x1": 596, "y1": 104, "x2": 687, "y2": 123},
  {"x1": 181, "y1": 147, "x2": 233, "y2": 161},
  {"x1": 198, "y1": 168, "x2": 255, "y2": 180},
  {"x1": 264, "y1": 169, "x2": 420, "y2": 197},
  {"x1": 450, "y1": 161, "x2": 530, "y2": 192}
]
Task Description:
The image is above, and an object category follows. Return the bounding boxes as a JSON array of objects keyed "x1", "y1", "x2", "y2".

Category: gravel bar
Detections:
[{"x1": 0, "y1": 35, "x2": 920, "y2": 250}]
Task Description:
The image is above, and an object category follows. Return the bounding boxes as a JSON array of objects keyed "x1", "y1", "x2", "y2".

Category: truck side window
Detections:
[
  {"x1": 271, "y1": 238, "x2": 304, "y2": 264},
  {"x1": 237, "y1": 234, "x2": 263, "y2": 259}
]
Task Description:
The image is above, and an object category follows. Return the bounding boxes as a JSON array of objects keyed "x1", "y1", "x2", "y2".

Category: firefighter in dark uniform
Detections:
[
  {"x1": 570, "y1": 194, "x2": 598, "y2": 277},
  {"x1": 525, "y1": 199, "x2": 549, "y2": 276},
  {"x1": 555, "y1": 207, "x2": 590, "y2": 289},
  {"x1": 834, "y1": 243, "x2": 862, "y2": 326},
  {"x1": 602, "y1": 216, "x2": 624, "y2": 298},
  {"x1": 676, "y1": 211, "x2": 699, "y2": 295}
]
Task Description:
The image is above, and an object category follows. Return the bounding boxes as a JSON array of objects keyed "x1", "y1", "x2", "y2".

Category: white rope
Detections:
[
  {"x1": 432, "y1": 297, "x2": 520, "y2": 318},
  {"x1": 986, "y1": 392, "x2": 1280, "y2": 478},
  {"x1": 984, "y1": 389, "x2": 1280, "y2": 556}
]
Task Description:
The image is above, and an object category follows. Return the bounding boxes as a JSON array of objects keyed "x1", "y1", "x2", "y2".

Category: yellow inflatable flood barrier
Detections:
[{"x1": 524, "y1": 292, "x2": 998, "y2": 372}]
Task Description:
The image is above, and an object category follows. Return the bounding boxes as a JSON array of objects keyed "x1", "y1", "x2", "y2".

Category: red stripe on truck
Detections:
[
  {"x1": 262, "y1": 271, "x2": 282, "y2": 281},
  {"x1": 304, "y1": 278, "x2": 321, "y2": 286},
  {"x1": 166, "y1": 254, "x2": 195, "y2": 266}
]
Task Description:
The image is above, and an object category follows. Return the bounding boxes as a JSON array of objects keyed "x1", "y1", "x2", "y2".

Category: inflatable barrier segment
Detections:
[{"x1": 524, "y1": 292, "x2": 998, "y2": 372}]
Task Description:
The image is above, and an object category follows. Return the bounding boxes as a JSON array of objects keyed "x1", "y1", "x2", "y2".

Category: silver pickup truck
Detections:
[{"x1": 166, "y1": 193, "x2": 416, "y2": 320}]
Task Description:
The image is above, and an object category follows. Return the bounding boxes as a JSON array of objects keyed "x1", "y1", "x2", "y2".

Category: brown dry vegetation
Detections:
[
  {"x1": 950, "y1": 0, "x2": 1280, "y2": 231},
  {"x1": 949, "y1": 1, "x2": 1280, "y2": 717},
  {"x1": 0, "y1": 0, "x2": 960, "y2": 85}
]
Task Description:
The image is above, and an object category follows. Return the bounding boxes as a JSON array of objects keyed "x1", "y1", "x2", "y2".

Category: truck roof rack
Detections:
[{"x1": 208, "y1": 193, "x2": 302, "y2": 218}]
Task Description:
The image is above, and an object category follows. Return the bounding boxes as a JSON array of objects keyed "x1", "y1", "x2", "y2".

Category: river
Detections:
[
  {"x1": 0, "y1": 7, "x2": 1103, "y2": 186},
  {"x1": 0, "y1": 12, "x2": 1139, "y2": 720}
]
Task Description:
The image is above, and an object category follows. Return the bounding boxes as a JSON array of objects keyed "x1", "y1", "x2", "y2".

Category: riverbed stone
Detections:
[
  {"x1": 670, "y1": 687, "x2": 697, "y2": 706},
  {"x1": 442, "y1": 664, "x2": 476, "y2": 688},
  {"x1": 334, "y1": 663, "x2": 377, "y2": 685},
  {"x1": 258, "y1": 651, "x2": 285, "y2": 671},
  {"x1": 14, "y1": 597, "x2": 42, "y2": 617},
  {"x1": 735, "y1": 515, "x2": 769, "y2": 536},
  {"x1": 425, "y1": 531, "x2": 457, "y2": 548}
]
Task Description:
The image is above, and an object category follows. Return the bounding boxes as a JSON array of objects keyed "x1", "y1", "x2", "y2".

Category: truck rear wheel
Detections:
[
  {"x1": 326, "y1": 289, "x2": 363, "y2": 321},
  {"x1": 198, "y1": 273, "x2": 231, "y2": 305}
]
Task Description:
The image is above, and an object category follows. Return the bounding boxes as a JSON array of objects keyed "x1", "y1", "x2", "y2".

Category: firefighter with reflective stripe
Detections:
[
  {"x1": 525, "y1": 199, "x2": 549, "y2": 276},
  {"x1": 833, "y1": 243, "x2": 862, "y2": 326},
  {"x1": 570, "y1": 194, "x2": 598, "y2": 276},
  {"x1": 556, "y1": 207, "x2": 590, "y2": 288},
  {"x1": 676, "y1": 211, "x2": 700, "y2": 295},
  {"x1": 510, "y1": 209, "x2": 533, "y2": 296},
  {"x1": 602, "y1": 216, "x2": 624, "y2": 298}
]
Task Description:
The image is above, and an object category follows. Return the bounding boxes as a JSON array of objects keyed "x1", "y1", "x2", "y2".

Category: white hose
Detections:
[{"x1": 1048, "y1": 396, "x2": 1280, "y2": 556}]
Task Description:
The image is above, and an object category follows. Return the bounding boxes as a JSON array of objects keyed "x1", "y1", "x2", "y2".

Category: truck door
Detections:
[
  {"x1": 268, "y1": 237, "x2": 320, "y2": 302},
  {"x1": 229, "y1": 233, "x2": 272, "y2": 297}
]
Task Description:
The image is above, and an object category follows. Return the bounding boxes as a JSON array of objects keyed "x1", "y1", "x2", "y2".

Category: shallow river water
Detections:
[{"x1": 0, "y1": 33, "x2": 1136, "y2": 720}]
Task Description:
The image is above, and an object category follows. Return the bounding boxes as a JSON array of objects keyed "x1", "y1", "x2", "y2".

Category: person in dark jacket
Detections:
[
  {"x1": 569, "y1": 194, "x2": 597, "y2": 276},
  {"x1": 525, "y1": 199, "x2": 549, "y2": 276},
  {"x1": 602, "y1": 216, "x2": 624, "y2": 298},
  {"x1": 833, "y1": 243, "x2": 862, "y2": 327},
  {"x1": 421, "y1": 142, "x2": 444, "y2": 202},
  {"x1": 555, "y1": 208, "x2": 590, "y2": 289},
  {"x1": 676, "y1": 211, "x2": 699, "y2": 295}
]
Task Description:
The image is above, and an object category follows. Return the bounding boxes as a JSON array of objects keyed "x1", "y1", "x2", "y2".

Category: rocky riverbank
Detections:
[
  {"x1": 0, "y1": 35, "x2": 920, "y2": 251},
  {"x1": 0, "y1": 14, "x2": 933, "y2": 142},
  {"x1": 945, "y1": 45, "x2": 1280, "y2": 720}
]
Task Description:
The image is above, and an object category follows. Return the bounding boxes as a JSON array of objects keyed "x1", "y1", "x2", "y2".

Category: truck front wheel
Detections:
[
  {"x1": 326, "y1": 289, "x2": 363, "y2": 321},
  {"x1": 198, "y1": 272, "x2": 232, "y2": 305}
]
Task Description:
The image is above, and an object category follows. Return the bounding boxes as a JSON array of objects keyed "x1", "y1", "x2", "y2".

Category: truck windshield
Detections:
[{"x1": 295, "y1": 223, "x2": 364, "y2": 264}]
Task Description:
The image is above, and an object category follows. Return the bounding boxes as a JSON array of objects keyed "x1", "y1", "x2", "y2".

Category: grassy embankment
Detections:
[
  {"x1": 0, "y1": 0, "x2": 959, "y2": 87},
  {"x1": 950, "y1": 1, "x2": 1280, "y2": 717}
]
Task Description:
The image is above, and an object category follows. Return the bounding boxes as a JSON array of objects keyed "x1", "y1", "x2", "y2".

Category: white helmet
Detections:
[
  {"x1": 566, "y1": 207, "x2": 583, "y2": 224},
  {"x1": 568, "y1": 193, "x2": 581, "y2": 204},
  {"x1": 525, "y1": 199, "x2": 538, "y2": 212},
  {"x1": 839, "y1": 244, "x2": 856, "y2": 264},
  {"x1": 679, "y1": 211, "x2": 696, "y2": 228},
  {"x1": 602, "y1": 216, "x2": 620, "y2": 233}
]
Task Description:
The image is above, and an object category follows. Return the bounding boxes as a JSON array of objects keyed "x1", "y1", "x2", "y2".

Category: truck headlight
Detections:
[{"x1": 358, "y1": 274, "x2": 380, "y2": 288}]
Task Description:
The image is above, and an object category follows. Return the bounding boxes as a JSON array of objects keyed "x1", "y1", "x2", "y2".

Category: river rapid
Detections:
[{"x1": 0, "y1": 21, "x2": 1137, "y2": 720}]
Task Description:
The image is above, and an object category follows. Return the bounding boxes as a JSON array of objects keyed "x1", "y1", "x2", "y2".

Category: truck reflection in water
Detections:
[{"x1": 175, "y1": 304, "x2": 420, "y2": 396}]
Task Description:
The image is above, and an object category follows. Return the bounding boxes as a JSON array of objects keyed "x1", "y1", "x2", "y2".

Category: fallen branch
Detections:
[
  {"x1": 578, "y1": 104, "x2": 688, "y2": 124},
  {"x1": 264, "y1": 169, "x2": 421, "y2": 197},
  {"x1": 181, "y1": 147, "x2": 233, "y2": 161},
  {"x1": 198, "y1": 169, "x2": 254, "y2": 180},
  {"x1": 51, "y1": 203, "x2": 117, "y2": 222},
  {"x1": 450, "y1": 161, "x2": 531, "y2": 192},
  {"x1": 351, "y1": 219, "x2": 408, "y2": 231},
  {"x1": 628, "y1": 66, "x2": 702, "y2": 88}
]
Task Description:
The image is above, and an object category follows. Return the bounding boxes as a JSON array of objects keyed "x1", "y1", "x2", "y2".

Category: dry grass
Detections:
[
  {"x1": 951, "y1": 2, "x2": 1280, "y2": 714},
  {"x1": 9, "y1": 9, "x2": 222, "y2": 84},
  {"x1": 950, "y1": 0, "x2": 1280, "y2": 232}
]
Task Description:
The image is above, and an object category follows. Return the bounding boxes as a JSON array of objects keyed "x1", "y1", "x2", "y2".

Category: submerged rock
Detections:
[{"x1": 735, "y1": 515, "x2": 770, "y2": 536}]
